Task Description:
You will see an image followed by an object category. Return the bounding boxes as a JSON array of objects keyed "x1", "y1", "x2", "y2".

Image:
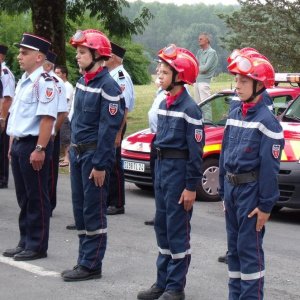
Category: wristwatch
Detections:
[{"x1": 35, "y1": 144, "x2": 46, "y2": 152}]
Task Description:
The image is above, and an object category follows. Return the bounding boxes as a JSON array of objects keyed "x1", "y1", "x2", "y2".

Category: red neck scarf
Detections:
[
  {"x1": 241, "y1": 95, "x2": 262, "y2": 117},
  {"x1": 166, "y1": 87, "x2": 184, "y2": 108},
  {"x1": 84, "y1": 66, "x2": 103, "y2": 85}
]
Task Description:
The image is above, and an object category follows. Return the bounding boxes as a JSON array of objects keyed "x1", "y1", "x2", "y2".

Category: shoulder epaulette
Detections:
[
  {"x1": 51, "y1": 76, "x2": 59, "y2": 83},
  {"x1": 41, "y1": 72, "x2": 53, "y2": 81},
  {"x1": 3, "y1": 69, "x2": 8, "y2": 75},
  {"x1": 118, "y1": 70, "x2": 125, "y2": 80}
]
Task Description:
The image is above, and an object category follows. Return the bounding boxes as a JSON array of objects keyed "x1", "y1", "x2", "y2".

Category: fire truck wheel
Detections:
[{"x1": 196, "y1": 158, "x2": 221, "y2": 202}]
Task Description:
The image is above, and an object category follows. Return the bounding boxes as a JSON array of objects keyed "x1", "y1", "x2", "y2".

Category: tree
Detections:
[
  {"x1": 0, "y1": 0, "x2": 153, "y2": 65},
  {"x1": 218, "y1": 0, "x2": 300, "y2": 72}
]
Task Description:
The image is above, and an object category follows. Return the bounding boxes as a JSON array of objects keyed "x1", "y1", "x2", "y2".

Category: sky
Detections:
[{"x1": 128, "y1": 0, "x2": 239, "y2": 5}]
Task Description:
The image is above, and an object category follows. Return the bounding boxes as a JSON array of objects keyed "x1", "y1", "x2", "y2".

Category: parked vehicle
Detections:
[{"x1": 121, "y1": 74, "x2": 300, "y2": 208}]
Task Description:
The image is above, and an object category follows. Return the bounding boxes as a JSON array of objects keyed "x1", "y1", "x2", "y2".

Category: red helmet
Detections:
[
  {"x1": 227, "y1": 48, "x2": 275, "y2": 88},
  {"x1": 70, "y1": 29, "x2": 111, "y2": 58},
  {"x1": 158, "y1": 44, "x2": 199, "y2": 85}
]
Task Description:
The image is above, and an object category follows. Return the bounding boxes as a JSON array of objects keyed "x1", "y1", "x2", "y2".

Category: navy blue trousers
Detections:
[
  {"x1": 70, "y1": 147, "x2": 108, "y2": 271},
  {"x1": 154, "y1": 158, "x2": 192, "y2": 292},
  {"x1": 224, "y1": 181, "x2": 265, "y2": 300},
  {"x1": 48, "y1": 132, "x2": 60, "y2": 212},
  {"x1": 107, "y1": 124, "x2": 126, "y2": 208},
  {"x1": 0, "y1": 118, "x2": 9, "y2": 186},
  {"x1": 10, "y1": 137, "x2": 52, "y2": 253}
]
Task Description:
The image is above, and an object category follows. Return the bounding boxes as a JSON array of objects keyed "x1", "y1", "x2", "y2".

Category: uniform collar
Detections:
[{"x1": 23, "y1": 65, "x2": 44, "y2": 82}]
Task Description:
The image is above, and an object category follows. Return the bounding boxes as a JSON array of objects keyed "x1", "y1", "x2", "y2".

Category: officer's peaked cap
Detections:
[
  {"x1": 0, "y1": 44, "x2": 8, "y2": 55},
  {"x1": 46, "y1": 51, "x2": 57, "y2": 64},
  {"x1": 15, "y1": 33, "x2": 51, "y2": 55},
  {"x1": 111, "y1": 42, "x2": 126, "y2": 59}
]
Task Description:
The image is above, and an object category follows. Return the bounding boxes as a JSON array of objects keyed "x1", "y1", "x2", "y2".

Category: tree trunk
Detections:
[{"x1": 30, "y1": 0, "x2": 66, "y2": 65}]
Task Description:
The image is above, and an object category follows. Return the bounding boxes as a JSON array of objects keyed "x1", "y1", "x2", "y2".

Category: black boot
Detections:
[
  {"x1": 158, "y1": 290, "x2": 185, "y2": 300},
  {"x1": 137, "y1": 284, "x2": 164, "y2": 300}
]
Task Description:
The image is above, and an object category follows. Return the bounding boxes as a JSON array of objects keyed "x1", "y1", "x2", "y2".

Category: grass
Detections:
[{"x1": 126, "y1": 73, "x2": 235, "y2": 136}]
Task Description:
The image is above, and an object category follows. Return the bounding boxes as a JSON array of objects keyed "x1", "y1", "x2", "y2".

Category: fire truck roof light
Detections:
[{"x1": 275, "y1": 73, "x2": 300, "y2": 83}]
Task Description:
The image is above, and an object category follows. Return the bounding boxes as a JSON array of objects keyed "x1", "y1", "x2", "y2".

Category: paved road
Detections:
[{"x1": 0, "y1": 173, "x2": 300, "y2": 299}]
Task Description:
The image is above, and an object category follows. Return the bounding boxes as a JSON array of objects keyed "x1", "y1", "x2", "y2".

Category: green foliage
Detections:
[
  {"x1": 122, "y1": 42, "x2": 151, "y2": 85},
  {"x1": 67, "y1": 0, "x2": 153, "y2": 38},
  {"x1": 123, "y1": 1, "x2": 239, "y2": 73},
  {"x1": 219, "y1": 0, "x2": 300, "y2": 72},
  {"x1": 0, "y1": 13, "x2": 32, "y2": 79}
]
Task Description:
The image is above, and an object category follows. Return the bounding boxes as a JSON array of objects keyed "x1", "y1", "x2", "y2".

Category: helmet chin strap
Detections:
[
  {"x1": 166, "y1": 71, "x2": 183, "y2": 91},
  {"x1": 84, "y1": 49, "x2": 102, "y2": 72},
  {"x1": 244, "y1": 81, "x2": 266, "y2": 103}
]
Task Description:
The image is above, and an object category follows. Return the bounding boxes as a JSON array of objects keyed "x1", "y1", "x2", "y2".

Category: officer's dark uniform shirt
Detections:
[
  {"x1": 219, "y1": 94, "x2": 285, "y2": 213},
  {"x1": 154, "y1": 87, "x2": 204, "y2": 191},
  {"x1": 71, "y1": 67, "x2": 125, "y2": 171}
]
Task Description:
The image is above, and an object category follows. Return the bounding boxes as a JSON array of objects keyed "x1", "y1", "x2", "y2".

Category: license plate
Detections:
[{"x1": 123, "y1": 160, "x2": 145, "y2": 172}]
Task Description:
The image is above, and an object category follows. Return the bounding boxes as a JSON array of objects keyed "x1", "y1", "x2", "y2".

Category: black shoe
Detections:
[
  {"x1": 14, "y1": 250, "x2": 47, "y2": 261},
  {"x1": 62, "y1": 265, "x2": 102, "y2": 282},
  {"x1": 66, "y1": 223, "x2": 76, "y2": 230},
  {"x1": 218, "y1": 253, "x2": 228, "y2": 264},
  {"x1": 144, "y1": 218, "x2": 155, "y2": 226},
  {"x1": 0, "y1": 182, "x2": 8, "y2": 189},
  {"x1": 61, "y1": 265, "x2": 79, "y2": 277},
  {"x1": 137, "y1": 284, "x2": 164, "y2": 300},
  {"x1": 3, "y1": 246, "x2": 24, "y2": 257},
  {"x1": 107, "y1": 206, "x2": 125, "y2": 215},
  {"x1": 158, "y1": 290, "x2": 185, "y2": 300}
]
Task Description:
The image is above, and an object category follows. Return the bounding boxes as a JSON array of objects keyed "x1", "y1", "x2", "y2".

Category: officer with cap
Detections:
[
  {"x1": 3, "y1": 33, "x2": 59, "y2": 261},
  {"x1": 105, "y1": 41, "x2": 135, "y2": 215},
  {"x1": 43, "y1": 50, "x2": 68, "y2": 214},
  {"x1": 0, "y1": 44, "x2": 15, "y2": 189}
]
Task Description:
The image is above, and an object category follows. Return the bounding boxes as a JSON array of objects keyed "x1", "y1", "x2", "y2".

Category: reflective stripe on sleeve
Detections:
[
  {"x1": 158, "y1": 109, "x2": 203, "y2": 126},
  {"x1": 76, "y1": 83, "x2": 121, "y2": 102},
  {"x1": 158, "y1": 247, "x2": 192, "y2": 259},
  {"x1": 226, "y1": 119, "x2": 284, "y2": 140}
]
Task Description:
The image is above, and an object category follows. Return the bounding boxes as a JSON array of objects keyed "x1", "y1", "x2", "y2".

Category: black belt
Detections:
[
  {"x1": 225, "y1": 171, "x2": 258, "y2": 186},
  {"x1": 14, "y1": 135, "x2": 38, "y2": 142},
  {"x1": 156, "y1": 147, "x2": 189, "y2": 160},
  {"x1": 71, "y1": 142, "x2": 97, "y2": 155}
]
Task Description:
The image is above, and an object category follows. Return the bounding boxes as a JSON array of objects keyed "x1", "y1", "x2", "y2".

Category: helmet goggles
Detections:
[
  {"x1": 159, "y1": 44, "x2": 178, "y2": 60},
  {"x1": 70, "y1": 30, "x2": 86, "y2": 44},
  {"x1": 229, "y1": 55, "x2": 254, "y2": 75}
]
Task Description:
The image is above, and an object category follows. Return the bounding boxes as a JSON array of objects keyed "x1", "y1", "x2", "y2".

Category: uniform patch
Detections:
[
  {"x1": 109, "y1": 103, "x2": 118, "y2": 115},
  {"x1": 195, "y1": 129, "x2": 203, "y2": 142},
  {"x1": 46, "y1": 87, "x2": 54, "y2": 99},
  {"x1": 272, "y1": 144, "x2": 281, "y2": 159},
  {"x1": 120, "y1": 84, "x2": 126, "y2": 92}
]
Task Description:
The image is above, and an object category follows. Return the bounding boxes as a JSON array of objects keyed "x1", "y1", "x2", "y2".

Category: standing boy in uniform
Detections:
[
  {"x1": 3, "y1": 33, "x2": 59, "y2": 261},
  {"x1": 137, "y1": 45, "x2": 204, "y2": 300},
  {"x1": 0, "y1": 44, "x2": 15, "y2": 189},
  {"x1": 61, "y1": 29, "x2": 125, "y2": 282},
  {"x1": 219, "y1": 49, "x2": 284, "y2": 299}
]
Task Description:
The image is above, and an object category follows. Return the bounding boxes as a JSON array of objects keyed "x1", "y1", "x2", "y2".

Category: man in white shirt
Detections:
[{"x1": 0, "y1": 44, "x2": 15, "y2": 188}]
